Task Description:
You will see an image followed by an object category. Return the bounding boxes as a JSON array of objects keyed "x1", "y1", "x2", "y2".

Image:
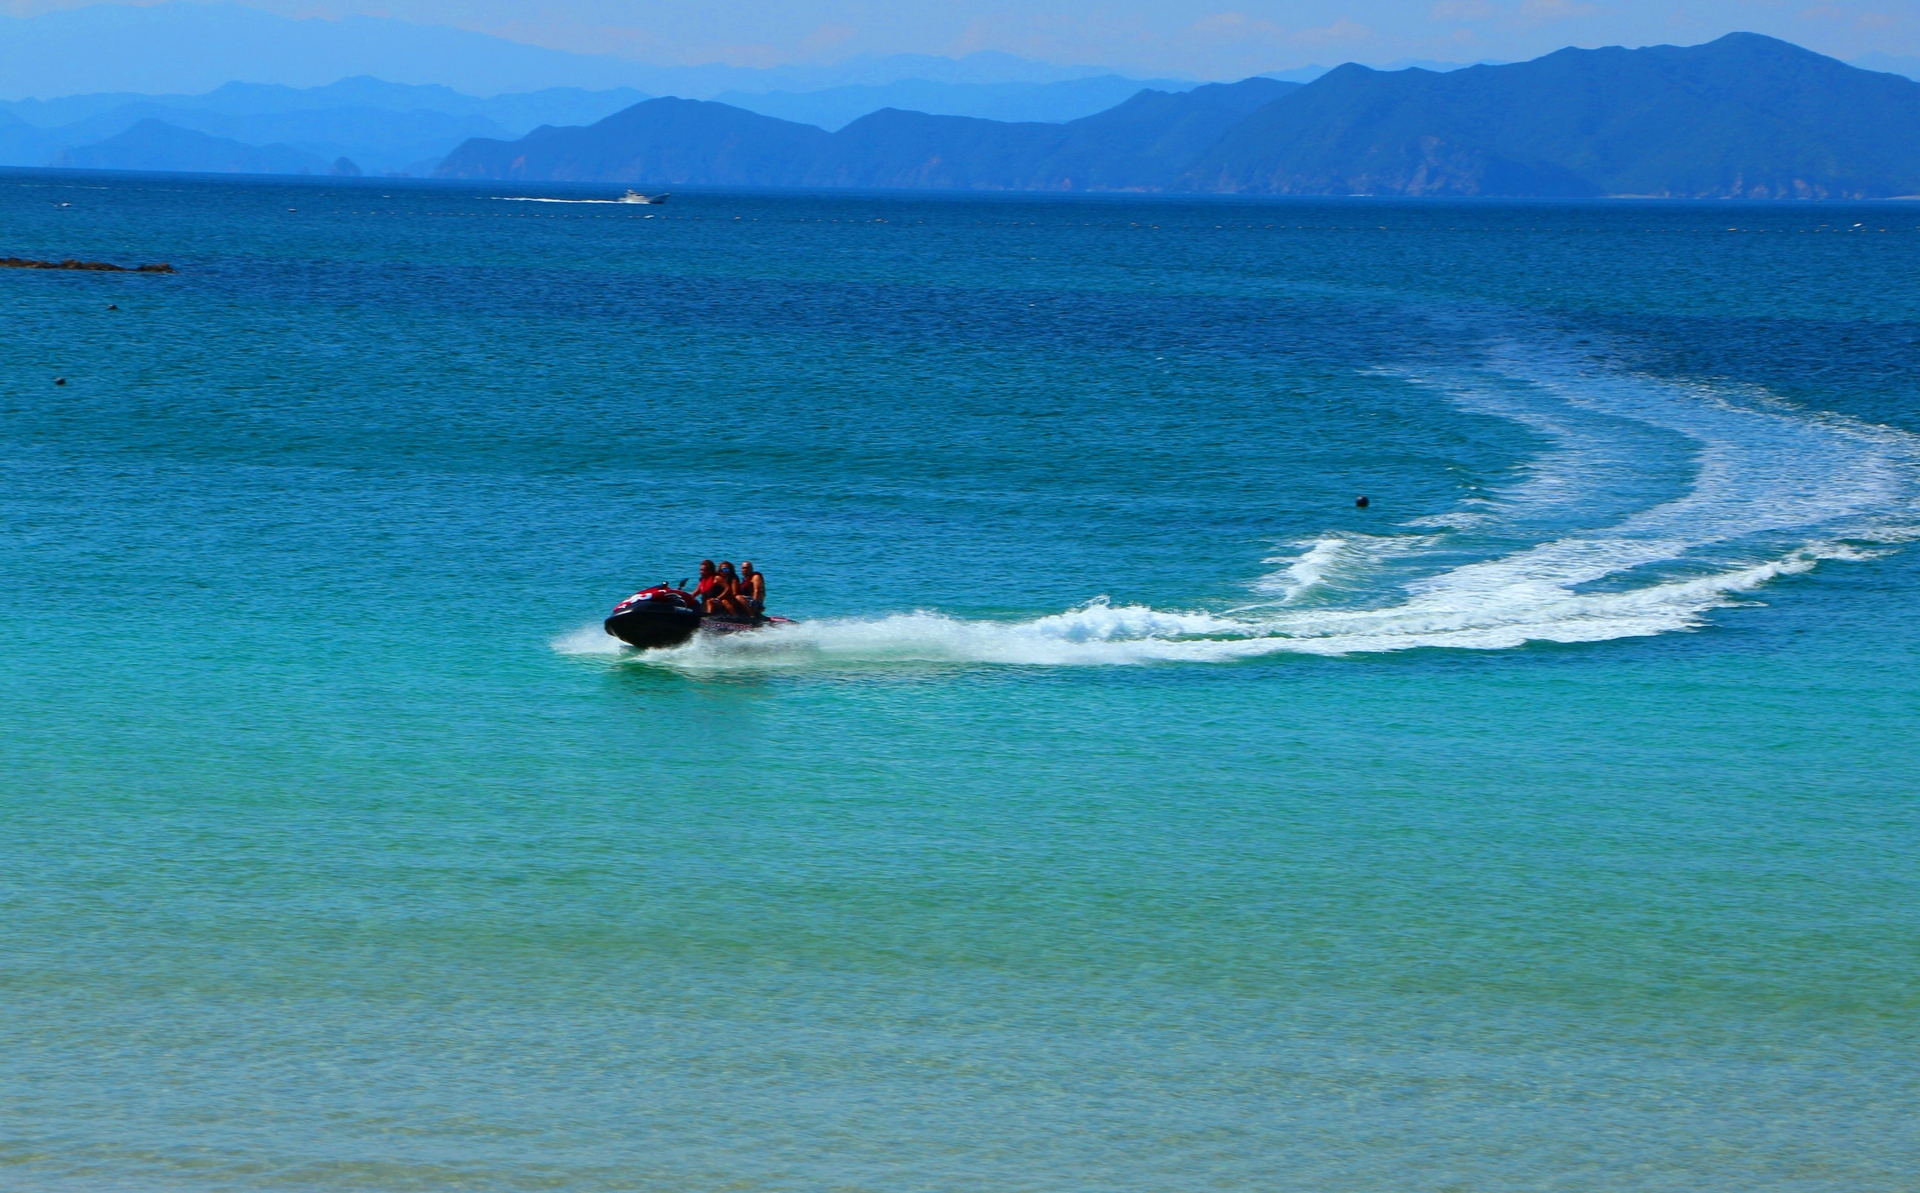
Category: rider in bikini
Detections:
[{"x1": 711, "y1": 562, "x2": 748, "y2": 617}]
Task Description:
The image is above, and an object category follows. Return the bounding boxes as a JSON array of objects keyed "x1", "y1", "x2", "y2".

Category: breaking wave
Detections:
[{"x1": 556, "y1": 346, "x2": 1920, "y2": 670}]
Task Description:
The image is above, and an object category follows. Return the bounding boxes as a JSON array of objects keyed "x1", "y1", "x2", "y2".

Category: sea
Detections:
[{"x1": 3, "y1": 171, "x2": 1917, "y2": 1191}]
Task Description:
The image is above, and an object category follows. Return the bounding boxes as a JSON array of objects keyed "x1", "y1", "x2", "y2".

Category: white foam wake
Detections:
[
  {"x1": 1255, "y1": 535, "x2": 1390, "y2": 602},
  {"x1": 493, "y1": 196, "x2": 640, "y2": 205},
  {"x1": 555, "y1": 352, "x2": 1920, "y2": 670},
  {"x1": 556, "y1": 544, "x2": 1867, "y2": 669}
]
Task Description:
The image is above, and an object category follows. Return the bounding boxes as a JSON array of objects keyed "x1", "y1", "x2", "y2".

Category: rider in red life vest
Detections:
[{"x1": 691, "y1": 559, "x2": 720, "y2": 611}]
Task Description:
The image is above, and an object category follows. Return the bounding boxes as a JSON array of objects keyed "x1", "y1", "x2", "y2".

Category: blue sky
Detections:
[{"x1": 7, "y1": 0, "x2": 1915, "y2": 76}]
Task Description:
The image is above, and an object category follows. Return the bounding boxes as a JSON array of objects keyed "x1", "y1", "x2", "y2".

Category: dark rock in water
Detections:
[
  {"x1": 330, "y1": 156, "x2": 362, "y2": 177},
  {"x1": 1, "y1": 257, "x2": 175, "y2": 273}
]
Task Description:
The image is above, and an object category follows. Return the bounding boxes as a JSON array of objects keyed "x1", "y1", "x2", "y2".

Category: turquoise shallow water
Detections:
[{"x1": 3, "y1": 173, "x2": 1918, "y2": 1190}]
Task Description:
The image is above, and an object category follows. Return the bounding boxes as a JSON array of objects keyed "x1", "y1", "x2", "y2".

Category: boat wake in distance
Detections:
[{"x1": 494, "y1": 190, "x2": 669, "y2": 205}]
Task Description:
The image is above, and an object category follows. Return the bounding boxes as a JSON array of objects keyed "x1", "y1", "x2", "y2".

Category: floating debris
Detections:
[{"x1": 1, "y1": 257, "x2": 175, "y2": 273}]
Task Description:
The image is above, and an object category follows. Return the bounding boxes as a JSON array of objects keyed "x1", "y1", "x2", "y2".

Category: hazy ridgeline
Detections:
[
  {"x1": 439, "y1": 36, "x2": 1920, "y2": 198},
  {"x1": 8, "y1": 33, "x2": 1920, "y2": 197}
]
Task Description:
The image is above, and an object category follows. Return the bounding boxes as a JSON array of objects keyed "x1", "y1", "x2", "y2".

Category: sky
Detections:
[{"x1": 4, "y1": 0, "x2": 1915, "y2": 77}]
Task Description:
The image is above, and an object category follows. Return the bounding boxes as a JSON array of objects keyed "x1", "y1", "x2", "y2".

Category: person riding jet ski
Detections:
[
  {"x1": 739, "y1": 561, "x2": 766, "y2": 614},
  {"x1": 603, "y1": 559, "x2": 785, "y2": 650},
  {"x1": 707, "y1": 561, "x2": 751, "y2": 615},
  {"x1": 691, "y1": 559, "x2": 723, "y2": 609}
]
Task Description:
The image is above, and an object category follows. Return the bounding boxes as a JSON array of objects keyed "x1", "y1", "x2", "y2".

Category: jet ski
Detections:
[{"x1": 603, "y1": 584, "x2": 787, "y2": 649}]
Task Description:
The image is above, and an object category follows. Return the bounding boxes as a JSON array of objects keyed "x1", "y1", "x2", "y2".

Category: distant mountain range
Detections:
[
  {"x1": 1186, "y1": 34, "x2": 1920, "y2": 198},
  {"x1": 0, "y1": 77, "x2": 654, "y2": 174},
  {"x1": 0, "y1": 71, "x2": 1223, "y2": 177},
  {"x1": 5, "y1": 2, "x2": 1914, "y2": 106},
  {"x1": 9, "y1": 31, "x2": 1918, "y2": 194},
  {"x1": 54, "y1": 119, "x2": 333, "y2": 175},
  {"x1": 713, "y1": 76, "x2": 1202, "y2": 132},
  {"x1": 0, "y1": 2, "x2": 1142, "y2": 100},
  {"x1": 438, "y1": 79, "x2": 1297, "y2": 190},
  {"x1": 0, "y1": 77, "x2": 652, "y2": 132},
  {"x1": 437, "y1": 35, "x2": 1920, "y2": 199}
]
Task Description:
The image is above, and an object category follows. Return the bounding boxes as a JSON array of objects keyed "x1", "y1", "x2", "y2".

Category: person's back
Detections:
[{"x1": 740, "y1": 562, "x2": 766, "y2": 615}]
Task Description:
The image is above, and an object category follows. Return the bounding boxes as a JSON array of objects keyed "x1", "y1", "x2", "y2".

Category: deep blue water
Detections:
[{"x1": 3, "y1": 172, "x2": 1918, "y2": 1191}]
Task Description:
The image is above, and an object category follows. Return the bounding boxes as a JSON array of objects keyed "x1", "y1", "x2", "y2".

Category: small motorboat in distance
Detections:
[
  {"x1": 618, "y1": 190, "x2": 669, "y2": 204},
  {"x1": 604, "y1": 583, "x2": 788, "y2": 650}
]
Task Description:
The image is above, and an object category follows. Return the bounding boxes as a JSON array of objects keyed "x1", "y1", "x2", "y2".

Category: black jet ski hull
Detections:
[
  {"x1": 604, "y1": 605, "x2": 782, "y2": 650},
  {"x1": 604, "y1": 603, "x2": 703, "y2": 649}
]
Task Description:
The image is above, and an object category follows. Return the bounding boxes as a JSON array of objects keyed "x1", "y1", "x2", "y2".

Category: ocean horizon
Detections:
[{"x1": 3, "y1": 171, "x2": 1917, "y2": 1191}]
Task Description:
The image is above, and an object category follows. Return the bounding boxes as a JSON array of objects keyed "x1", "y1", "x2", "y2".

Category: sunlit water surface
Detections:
[{"x1": 3, "y1": 173, "x2": 1918, "y2": 1191}]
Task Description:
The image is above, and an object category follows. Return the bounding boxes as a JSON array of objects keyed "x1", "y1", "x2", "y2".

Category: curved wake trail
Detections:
[{"x1": 557, "y1": 351, "x2": 1920, "y2": 670}]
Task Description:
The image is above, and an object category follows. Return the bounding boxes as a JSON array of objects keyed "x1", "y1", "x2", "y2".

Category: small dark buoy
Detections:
[
  {"x1": 107, "y1": 303, "x2": 118, "y2": 310},
  {"x1": 54, "y1": 377, "x2": 66, "y2": 386},
  {"x1": 1355, "y1": 495, "x2": 1370, "y2": 508}
]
